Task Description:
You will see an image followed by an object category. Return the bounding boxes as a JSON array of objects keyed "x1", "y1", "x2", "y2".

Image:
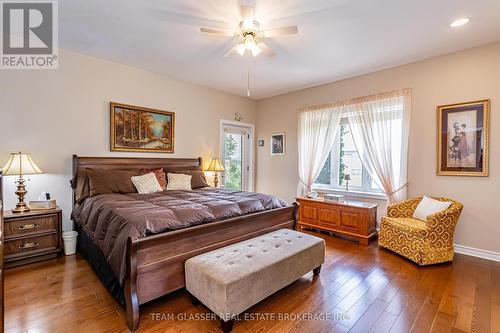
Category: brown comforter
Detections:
[{"x1": 72, "y1": 188, "x2": 288, "y2": 284}]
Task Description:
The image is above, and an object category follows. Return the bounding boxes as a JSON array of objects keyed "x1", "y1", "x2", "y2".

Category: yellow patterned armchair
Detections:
[{"x1": 378, "y1": 197, "x2": 463, "y2": 265}]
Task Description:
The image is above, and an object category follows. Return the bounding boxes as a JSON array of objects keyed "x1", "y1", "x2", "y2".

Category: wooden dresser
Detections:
[
  {"x1": 296, "y1": 197, "x2": 377, "y2": 245},
  {"x1": 3, "y1": 207, "x2": 62, "y2": 268}
]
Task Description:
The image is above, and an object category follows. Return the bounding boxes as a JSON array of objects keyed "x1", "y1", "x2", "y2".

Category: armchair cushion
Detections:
[
  {"x1": 383, "y1": 217, "x2": 427, "y2": 232},
  {"x1": 413, "y1": 196, "x2": 452, "y2": 221}
]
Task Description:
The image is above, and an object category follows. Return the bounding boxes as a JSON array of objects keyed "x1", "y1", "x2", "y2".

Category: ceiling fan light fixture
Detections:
[
  {"x1": 251, "y1": 44, "x2": 261, "y2": 57},
  {"x1": 236, "y1": 43, "x2": 246, "y2": 56},
  {"x1": 244, "y1": 35, "x2": 256, "y2": 50}
]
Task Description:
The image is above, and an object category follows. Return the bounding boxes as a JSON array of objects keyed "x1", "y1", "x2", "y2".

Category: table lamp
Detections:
[
  {"x1": 207, "y1": 158, "x2": 225, "y2": 188},
  {"x1": 1, "y1": 152, "x2": 43, "y2": 213},
  {"x1": 344, "y1": 174, "x2": 351, "y2": 191}
]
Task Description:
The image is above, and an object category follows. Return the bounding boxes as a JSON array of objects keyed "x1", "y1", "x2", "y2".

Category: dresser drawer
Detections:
[
  {"x1": 4, "y1": 214, "x2": 59, "y2": 239},
  {"x1": 4, "y1": 233, "x2": 59, "y2": 257}
]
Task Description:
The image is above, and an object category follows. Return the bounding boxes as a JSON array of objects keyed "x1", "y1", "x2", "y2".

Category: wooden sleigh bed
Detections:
[{"x1": 71, "y1": 155, "x2": 297, "y2": 331}]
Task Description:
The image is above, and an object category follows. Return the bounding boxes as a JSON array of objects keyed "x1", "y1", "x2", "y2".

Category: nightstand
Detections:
[{"x1": 3, "y1": 207, "x2": 62, "y2": 268}]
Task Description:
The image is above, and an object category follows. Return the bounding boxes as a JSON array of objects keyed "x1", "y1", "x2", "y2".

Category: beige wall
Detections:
[
  {"x1": 0, "y1": 49, "x2": 256, "y2": 230},
  {"x1": 256, "y1": 42, "x2": 500, "y2": 253}
]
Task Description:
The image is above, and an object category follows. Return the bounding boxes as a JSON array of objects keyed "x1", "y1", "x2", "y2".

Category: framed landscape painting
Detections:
[
  {"x1": 271, "y1": 132, "x2": 285, "y2": 156},
  {"x1": 110, "y1": 102, "x2": 175, "y2": 153},
  {"x1": 437, "y1": 100, "x2": 490, "y2": 176}
]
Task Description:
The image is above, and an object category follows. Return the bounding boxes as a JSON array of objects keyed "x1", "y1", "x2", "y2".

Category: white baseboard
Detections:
[{"x1": 454, "y1": 244, "x2": 500, "y2": 263}]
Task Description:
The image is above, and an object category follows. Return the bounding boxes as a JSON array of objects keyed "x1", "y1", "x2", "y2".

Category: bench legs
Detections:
[
  {"x1": 191, "y1": 293, "x2": 234, "y2": 332},
  {"x1": 313, "y1": 265, "x2": 322, "y2": 276},
  {"x1": 221, "y1": 319, "x2": 234, "y2": 333},
  {"x1": 191, "y1": 294, "x2": 201, "y2": 306}
]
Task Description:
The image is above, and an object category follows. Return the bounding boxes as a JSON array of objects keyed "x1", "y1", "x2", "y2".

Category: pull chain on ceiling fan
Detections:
[{"x1": 247, "y1": 60, "x2": 251, "y2": 96}]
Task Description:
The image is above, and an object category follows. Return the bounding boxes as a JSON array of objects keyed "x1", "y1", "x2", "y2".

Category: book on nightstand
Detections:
[{"x1": 28, "y1": 199, "x2": 57, "y2": 210}]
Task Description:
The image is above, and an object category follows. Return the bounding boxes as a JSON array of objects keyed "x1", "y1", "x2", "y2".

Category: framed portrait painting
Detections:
[
  {"x1": 110, "y1": 102, "x2": 175, "y2": 153},
  {"x1": 271, "y1": 132, "x2": 285, "y2": 156},
  {"x1": 437, "y1": 100, "x2": 490, "y2": 176}
]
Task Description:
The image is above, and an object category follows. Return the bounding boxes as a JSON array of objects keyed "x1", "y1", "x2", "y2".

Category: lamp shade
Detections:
[
  {"x1": 207, "y1": 158, "x2": 225, "y2": 172},
  {"x1": 2, "y1": 152, "x2": 43, "y2": 176},
  {"x1": 344, "y1": 174, "x2": 351, "y2": 181}
]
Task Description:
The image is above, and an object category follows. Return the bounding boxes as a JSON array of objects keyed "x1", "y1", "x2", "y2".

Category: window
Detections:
[
  {"x1": 314, "y1": 118, "x2": 380, "y2": 193},
  {"x1": 307, "y1": 89, "x2": 409, "y2": 199}
]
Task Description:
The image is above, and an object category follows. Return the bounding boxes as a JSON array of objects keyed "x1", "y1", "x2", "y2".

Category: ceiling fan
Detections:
[{"x1": 200, "y1": 5, "x2": 298, "y2": 58}]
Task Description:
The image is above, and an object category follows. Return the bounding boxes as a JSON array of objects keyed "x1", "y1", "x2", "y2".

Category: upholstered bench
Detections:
[{"x1": 185, "y1": 229, "x2": 325, "y2": 332}]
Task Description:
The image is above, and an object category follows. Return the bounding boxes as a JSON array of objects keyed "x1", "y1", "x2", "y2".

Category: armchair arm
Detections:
[
  {"x1": 426, "y1": 206, "x2": 463, "y2": 229},
  {"x1": 387, "y1": 197, "x2": 422, "y2": 218},
  {"x1": 425, "y1": 205, "x2": 463, "y2": 246}
]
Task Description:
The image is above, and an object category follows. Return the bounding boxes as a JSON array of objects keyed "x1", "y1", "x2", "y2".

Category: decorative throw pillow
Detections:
[
  {"x1": 413, "y1": 196, "x2": 452, "y2": 221},
  {"x1": 139, "y1": 168, "x2": 167, "y2": 190},
  {"x1": 166, "y1": 173, "x2": 192, "y2": 191},
  {"x1": 131, "y1": 172, "x2": 163, "y2": 194},
  {"x1": 171, "y1": 170, "x2": 209, "y2": 188},
  {"x1": 87, "y1": 169, "x2": 139, "y2": 197}
]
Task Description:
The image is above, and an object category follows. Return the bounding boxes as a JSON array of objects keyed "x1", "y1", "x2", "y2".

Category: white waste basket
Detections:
[{"x1": 62, "y1": 231, "x2": 78, "y2": 255}]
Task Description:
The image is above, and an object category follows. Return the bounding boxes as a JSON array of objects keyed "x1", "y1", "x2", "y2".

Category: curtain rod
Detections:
[{"x1": 300, "y1": 88, "x2": 412, "y2": 112}]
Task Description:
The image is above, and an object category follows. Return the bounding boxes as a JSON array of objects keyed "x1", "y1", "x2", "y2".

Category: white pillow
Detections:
[
  {"x1": 413, "y1": 196, "x2": 452, "y2": 221},
  {"x1": 166, "y1": 173, "x2": 192, "y2": 191},
  {"x1": 131, "y1": 172, "x2": 163, "y2": 194}
]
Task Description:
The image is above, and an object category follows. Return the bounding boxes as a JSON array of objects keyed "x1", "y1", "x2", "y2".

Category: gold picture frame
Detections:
[
  {"x1": 437, "y1": 99, "x2": 490, "y2": 176},
  {"x1": 110, "y1": 102, "x2": 175, "y2": 153}
]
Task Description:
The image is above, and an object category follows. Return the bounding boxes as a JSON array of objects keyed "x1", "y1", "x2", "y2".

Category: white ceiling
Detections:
[{"x1": 59, "y1": 0, "x2": 500, "y2": 99}]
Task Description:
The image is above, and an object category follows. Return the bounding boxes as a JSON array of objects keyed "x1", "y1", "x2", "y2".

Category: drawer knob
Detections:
[
  {"x1": 19, "y1": 223, "x2": 39, "y2": 231},
  {"x1": 19, "y1": 242, "x2": 39, "y2": 250}
]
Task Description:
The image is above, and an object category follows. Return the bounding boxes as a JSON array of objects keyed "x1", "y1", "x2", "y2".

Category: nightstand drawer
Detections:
[
  {"x1": 4, "y1": 233, "x2": 59, "y2": 256},
  {"x1": 4, "y1": 214, "x2": 59, "y2": 238}
]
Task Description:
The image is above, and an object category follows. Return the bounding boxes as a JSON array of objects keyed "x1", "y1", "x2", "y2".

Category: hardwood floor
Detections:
[{"x1": 4, "y1": 231, "x2": 500, "y2": 333}]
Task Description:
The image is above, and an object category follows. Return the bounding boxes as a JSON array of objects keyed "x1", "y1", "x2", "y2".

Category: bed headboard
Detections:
[{"x1": 71, "y1": 155, "x2": 203, "y2": 204}]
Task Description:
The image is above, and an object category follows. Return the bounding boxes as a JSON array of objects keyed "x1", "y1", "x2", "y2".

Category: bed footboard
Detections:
[{"x1": 124, "y1": 204, "x2": 297, "y2": 331}]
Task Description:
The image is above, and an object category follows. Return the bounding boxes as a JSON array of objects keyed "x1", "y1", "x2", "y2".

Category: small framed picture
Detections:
[
  {"x1": 271, "y1": 133, "x2": 285, "y2": 156},
  {"x1": 437, "y1": 100, "x2": 490, "y2": 176}
]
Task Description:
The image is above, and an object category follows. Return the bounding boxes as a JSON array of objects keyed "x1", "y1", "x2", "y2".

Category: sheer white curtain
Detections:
[
  {"x1": 345, "y1": 89, "x2": 411, "y2": 204},
  {"x1": 297, "y1": 106, "x2": 342, "y2": 196}
]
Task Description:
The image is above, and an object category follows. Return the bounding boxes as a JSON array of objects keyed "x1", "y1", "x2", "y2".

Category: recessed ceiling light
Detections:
[{"x1": 450, "y1": 17, "x2": 470, "y2": 28}]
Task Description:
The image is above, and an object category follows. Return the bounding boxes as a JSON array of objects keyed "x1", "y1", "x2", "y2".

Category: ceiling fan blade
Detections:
[
  {"x1": 263, "y1": 26, "x2": 298, "y2": 37},
  {"x1": 240, "y1": 5, "x2": 254, "y2": 20},
  {"x1": 200, "y1": 27, "x2": 235, "y2": 37},
  {"x1": 223, "y1": 43, "x2": 240, "y2": 58},
  {"x1": 258, "y1": 42, "x2": 276, "y2": 57}
]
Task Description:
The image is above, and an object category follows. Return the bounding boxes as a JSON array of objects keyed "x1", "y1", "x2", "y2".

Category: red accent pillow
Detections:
[{"x1": 139, "y1": 168, "x2": 167, "y2": 190}]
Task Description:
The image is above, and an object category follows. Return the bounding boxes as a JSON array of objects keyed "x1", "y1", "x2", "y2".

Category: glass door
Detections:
[{"x1": 221, "y1": 125, "x2": 250, "y2": 191}]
